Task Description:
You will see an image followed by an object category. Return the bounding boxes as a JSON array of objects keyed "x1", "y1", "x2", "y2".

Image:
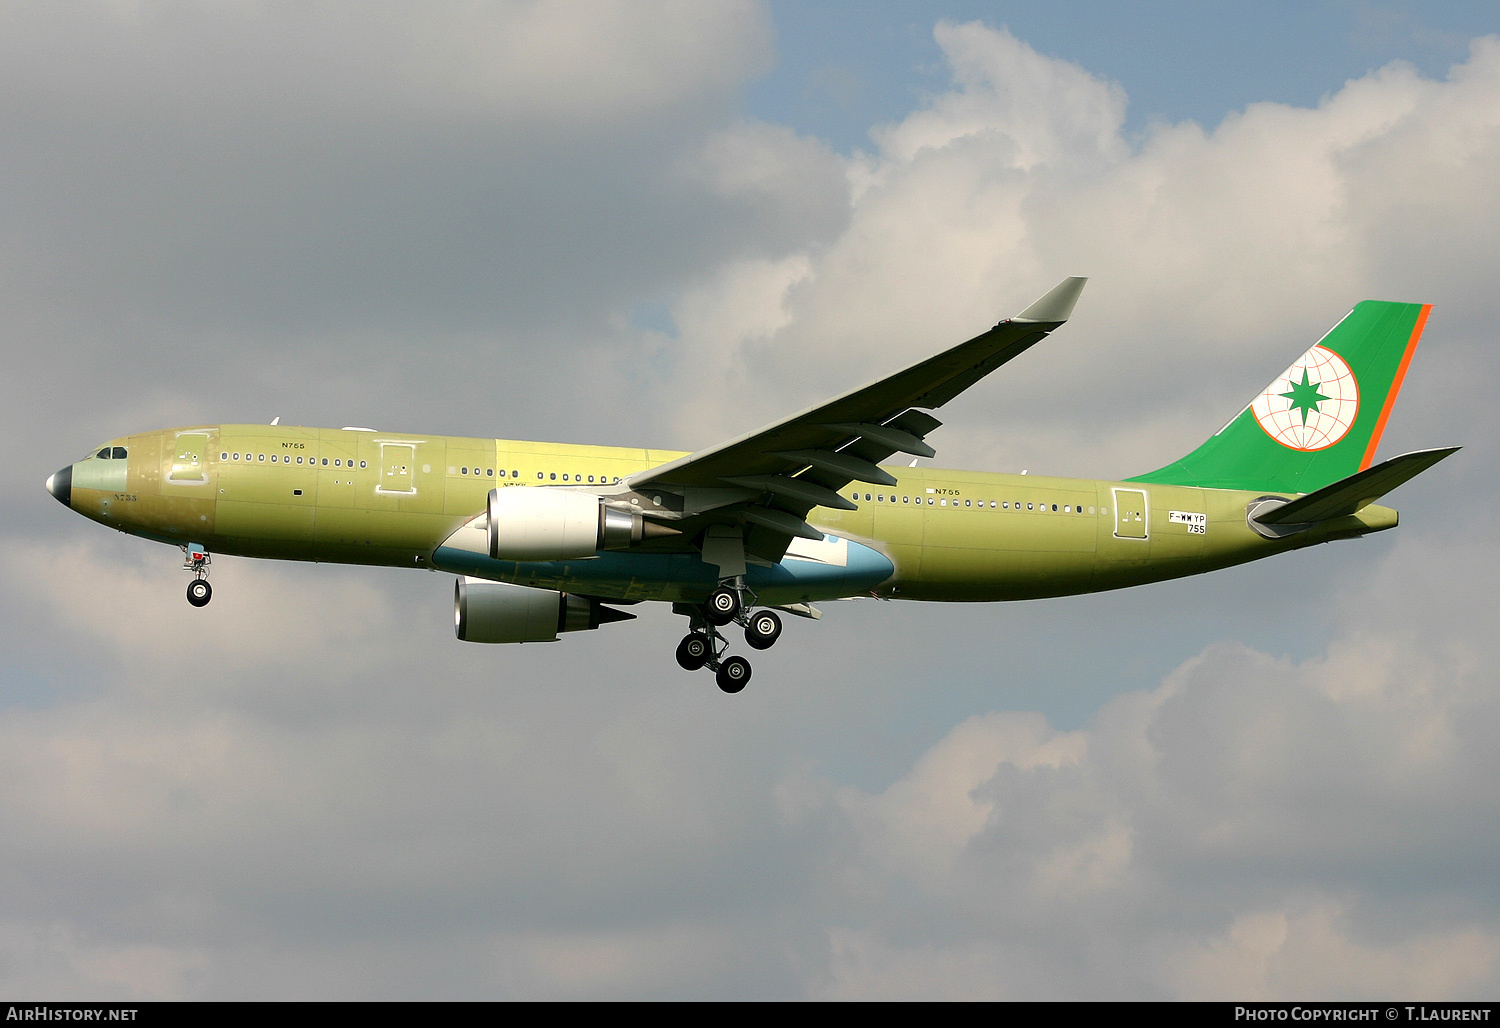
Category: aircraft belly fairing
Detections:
[{"x1": 431, "y1": 515, "x2": 897, "y2": 606}]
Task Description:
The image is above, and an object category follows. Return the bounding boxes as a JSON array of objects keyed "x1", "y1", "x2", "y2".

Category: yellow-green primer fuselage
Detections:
[{"x1": 62, "y1": 424, "x2": 1396, "y2": 606}]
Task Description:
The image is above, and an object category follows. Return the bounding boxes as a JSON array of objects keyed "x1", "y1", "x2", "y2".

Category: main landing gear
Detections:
[
  {"x1": 182, "y1": 544, "x2": 212, "y2": 607},
  {"x1": 674, "y1": 582, "x2": 783, "y2": 693}
]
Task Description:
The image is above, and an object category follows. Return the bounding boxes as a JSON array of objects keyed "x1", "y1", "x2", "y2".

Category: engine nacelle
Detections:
[
  {"x1": 486, "y1": 487, "x2": 674, "y2": 560},
  {"x1": 454, "y1": 577, "x2": 635, "y2": 643}
]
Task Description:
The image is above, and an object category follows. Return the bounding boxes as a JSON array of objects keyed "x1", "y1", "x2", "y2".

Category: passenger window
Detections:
[
  {"x1": 221, "y1": 452, "x2": 228, "y2": 460},
  {"x1": 322, "y1": 458, "x2": 328, "y2": 466},
  {"x1": 550, "y1": 473, "x2": 556, "y2": 481},
  {"x1": 258, "y1": 454, "x2": 265, "y2": 462}
]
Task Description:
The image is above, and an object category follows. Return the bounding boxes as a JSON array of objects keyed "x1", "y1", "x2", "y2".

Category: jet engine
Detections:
[
  {"x1": 486, "y1": 487, "x2": 675, "y2": 560},
  {"x1": 454, "y1": 577, "x2": 635, "y2": 643}
]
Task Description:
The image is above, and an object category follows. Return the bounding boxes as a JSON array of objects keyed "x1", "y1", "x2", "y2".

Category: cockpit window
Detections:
[
  {"x1": 111, "y1": 446, "x2": 127, "y2": 460},
  {"x1": 96, "y1": 448, "x2": 110, "y2": 459}
]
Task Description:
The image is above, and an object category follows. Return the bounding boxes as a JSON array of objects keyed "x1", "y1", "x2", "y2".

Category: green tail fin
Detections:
[{"x1": 1129, "y1": 300, "x2": 1431, "y2": 493}]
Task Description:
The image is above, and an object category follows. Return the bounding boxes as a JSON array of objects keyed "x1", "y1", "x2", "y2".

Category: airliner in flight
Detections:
[{"x1": 45, "y1": 279, "x2": 1455, "y2": 692}]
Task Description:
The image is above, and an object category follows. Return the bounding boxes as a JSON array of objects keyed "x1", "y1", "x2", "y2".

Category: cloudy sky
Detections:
[{"x1": 2, "y1": 0, "x2": 1498, "y2": 1000}]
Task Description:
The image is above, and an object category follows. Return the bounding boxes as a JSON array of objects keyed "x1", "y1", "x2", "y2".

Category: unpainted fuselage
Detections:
[{"x1": 55, "y1": 424, "x2": 1397, "y2": 607}]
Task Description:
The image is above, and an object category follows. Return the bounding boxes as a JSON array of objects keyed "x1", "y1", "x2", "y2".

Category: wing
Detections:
[{"x1": 620, "y1": 277, "x2": 1087, "y2": 561}]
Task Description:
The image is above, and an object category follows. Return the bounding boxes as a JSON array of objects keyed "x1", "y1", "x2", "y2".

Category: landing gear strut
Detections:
[
  {"x1": 182, "y1": 544, "x2": 212, "y2": 607},
  {"x1": 673, "y1": 579, "x2": 784, "y2": 693}
]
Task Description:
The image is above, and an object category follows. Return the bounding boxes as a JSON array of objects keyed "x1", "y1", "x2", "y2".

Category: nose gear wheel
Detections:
[{"x1": 180, "y1": 544, "x2": 212, "y2": 606}]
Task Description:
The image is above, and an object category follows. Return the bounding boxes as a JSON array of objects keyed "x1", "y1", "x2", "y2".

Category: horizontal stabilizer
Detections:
[{"x1": 1253, "y1": 446, "x2": 1459, "y2": 526}]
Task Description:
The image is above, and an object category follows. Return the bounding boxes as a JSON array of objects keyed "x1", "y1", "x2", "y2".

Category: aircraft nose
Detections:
[{"x1": 45, "y1": 464, "x2": 72, "y2": 507}]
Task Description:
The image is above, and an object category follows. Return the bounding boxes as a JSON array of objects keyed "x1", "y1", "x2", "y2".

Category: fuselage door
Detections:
[
  {"x1": 1112, "y1": 488, "x2": 1148, "y2": 539},
  {"x1": 378, "y1": 442, "x2": 417, "y2": 495},
  {"x1": 169, "y1": 432, "x2": 209, "y2": 483}
]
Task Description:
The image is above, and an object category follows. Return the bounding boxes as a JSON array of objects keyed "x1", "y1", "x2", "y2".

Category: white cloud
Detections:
[
  {"x1": 869, "y1": 21, "x2": 1129, "y2": 172},
  {"x1": 662, "y1": 25, "x2": 1500, "y2": 477}
]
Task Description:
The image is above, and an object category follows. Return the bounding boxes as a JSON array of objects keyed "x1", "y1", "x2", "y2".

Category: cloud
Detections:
[
  {"x1": 3, "y1": 11, "x2": 1498, "y2": 1001},
  {"x1": 0, "y1": 0, "x2": 771, "y2": 127},
  {"x1": 660, "y1": 25, "x2": 1500, "y2": 480},
  {"x1": 0, "y1": 1, "x2": 778, "y2": 494},
  {"x1": 786, "y1": 529, "x2": 1500, "y2": 999},
  {"x1": 1164, "y1": 901, "x2": 1499, "y2": 1001}
]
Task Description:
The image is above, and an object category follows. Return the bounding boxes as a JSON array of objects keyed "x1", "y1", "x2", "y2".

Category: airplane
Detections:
[{"x1": 44, "y1": 278, "x2": 1457, "y2": 693}]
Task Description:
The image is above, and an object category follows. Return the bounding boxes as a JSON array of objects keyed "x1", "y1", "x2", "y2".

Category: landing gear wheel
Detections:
[
  {"x1": 716, "y1": 656, "x2": 751, "y2": 693},
  {"x1": 705, "y1": 586, "x2": 741, "y2": 626},
  {"x1": 675, "y1": 632, "x2": 712, "y2": 671},
  {"x1": 745, "y1": 609, "x2": 782, "y2": 650},
  {"x1": 186, "y1": 579, "x2": 212, "y2": 607}
]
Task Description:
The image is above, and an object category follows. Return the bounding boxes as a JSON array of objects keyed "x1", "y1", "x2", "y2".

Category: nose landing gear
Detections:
[{"x1": 181, "y1": 544, "x2": 212, "y2": 607}]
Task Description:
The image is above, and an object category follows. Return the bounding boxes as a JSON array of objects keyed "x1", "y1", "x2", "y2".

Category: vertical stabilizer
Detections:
[{"x1": 1130, "y1": 300, "x2": 1430, "y2": 493}]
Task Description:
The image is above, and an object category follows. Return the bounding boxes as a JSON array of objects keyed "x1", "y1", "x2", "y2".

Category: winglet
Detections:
[{"x1": 1013, "y1": 276, "x2": 1088, "y2": 324}]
